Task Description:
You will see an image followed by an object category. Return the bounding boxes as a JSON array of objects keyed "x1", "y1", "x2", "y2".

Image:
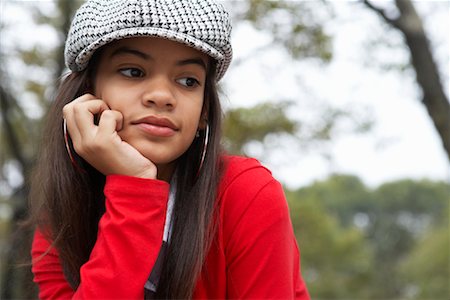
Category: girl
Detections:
[{"x1": 29, "y1": 0, "x2": 310, "y2": 299}]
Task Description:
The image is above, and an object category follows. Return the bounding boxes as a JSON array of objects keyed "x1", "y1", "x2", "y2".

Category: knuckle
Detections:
[
  {"x1": 101, "y1": 110, "x2": 119, "y2": 122},
  {"x1": 77, "y1": 93, "x2": 94, "y2": 102},
  {"x1": 62, "y1": 104, "x2": 71, "y2": 117},
  {"x1": 72, "y1": 102, "x2": 85, "y2": 115},
  {"x1": 84, "y1": 93, "x2": 95, "y2": 100},
  {"x1": 102, "y1": 110, "x2": 113, "y2": 118}
]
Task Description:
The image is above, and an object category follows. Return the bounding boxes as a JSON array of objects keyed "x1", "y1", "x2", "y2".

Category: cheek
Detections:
[
  {"x1": 95, "y1": 74, "x2": 127, "y2": 106},
  {"x1": 186, "y1": 103, "x2": 204, "y2": 129},
  {"x1": 97, "y1": 86, "x2": 134, "y2": 112}
]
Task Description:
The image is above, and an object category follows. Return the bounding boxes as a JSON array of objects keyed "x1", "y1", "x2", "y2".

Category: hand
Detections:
[{"x1": 63, "y1": 94, "x2": 157, "y2": 179}]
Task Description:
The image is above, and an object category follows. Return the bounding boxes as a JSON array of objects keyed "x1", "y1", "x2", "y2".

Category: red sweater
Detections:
[{"x1": 32, "y1": 156, "x2": 310, "y2": 299}]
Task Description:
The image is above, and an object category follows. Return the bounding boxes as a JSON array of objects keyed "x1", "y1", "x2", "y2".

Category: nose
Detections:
[{"x1": 141, "y1": 76, "x2": 176, "y2": 110}]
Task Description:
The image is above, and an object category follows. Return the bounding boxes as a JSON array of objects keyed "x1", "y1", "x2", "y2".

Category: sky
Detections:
[
  {"x1": 1, "y1": 0, "x2": 449, "y2": 190},
  {"x1": 224, "y1": 0, "x2": 450, "y2": 189}
]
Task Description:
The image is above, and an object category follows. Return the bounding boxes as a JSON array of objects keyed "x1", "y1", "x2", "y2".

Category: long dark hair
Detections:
[{"x1": 28, "y1": 51, "x2": 224, "y2": 299}]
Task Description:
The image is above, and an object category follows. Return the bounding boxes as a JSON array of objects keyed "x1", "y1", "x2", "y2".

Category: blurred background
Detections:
[{"x1": 0, "y1": 0, "x2": 449, "y2": 299}]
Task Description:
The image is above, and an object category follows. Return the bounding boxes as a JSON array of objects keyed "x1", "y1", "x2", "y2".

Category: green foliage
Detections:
[
  {"x1": 242, "y1": 0, "x2": 333, "y2": 62},
  {"x1": 309, "y1": 107, "x2": 374, "y2": 141},
  {"x1": 370, "y1": 180, "x2": 449, "y2": 298},
  {"x1": 1, "y1": 0, "x2": 447, "y2": 299},
  {"x1": 292, "y1": 174, "x2": 373, "y2": 225},
  {"x1": 223, "y1": 101, "x2": 297, "y2": 154},
  {"x1": 400, "y1": 220, "x2": 450, "y2": 298},
  {"x1": 287, "y1": 175, "x2": 450, "y2": 299},
  {"x1": 374, "y1": 179, "x2": 449, "y2": 223},
  {"x1": 287, "y1": 194, "x2": 373, "y2": 299},
  {"x1": 222, "y1": 102, "x2": 374, "y2": 158},
  {"x1": 0, "y1": 1, "x2": 80, "y2": 297}
]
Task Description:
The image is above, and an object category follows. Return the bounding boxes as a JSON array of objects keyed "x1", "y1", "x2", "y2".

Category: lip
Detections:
[{"x1": 132, "y1": 115, "x2": 179, "y2": 137}]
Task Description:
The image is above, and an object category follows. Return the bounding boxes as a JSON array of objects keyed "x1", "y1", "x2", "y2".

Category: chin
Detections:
[{"x1": 141, "y1": 151, "x2": 174, "y2": 165}]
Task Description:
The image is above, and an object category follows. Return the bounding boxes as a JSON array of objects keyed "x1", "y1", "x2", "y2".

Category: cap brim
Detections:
[{"x1": 71, "y1": 27, "x2": 225, "y2": 75}]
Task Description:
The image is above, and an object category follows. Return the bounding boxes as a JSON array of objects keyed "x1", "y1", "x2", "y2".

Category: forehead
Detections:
[{"x1": 101, "y1": 37, "x2": 209, "y2": 60}]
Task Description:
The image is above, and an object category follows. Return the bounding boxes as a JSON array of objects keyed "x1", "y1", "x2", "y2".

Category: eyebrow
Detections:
[
  {"x1": 176, "y1": 58, "x2": 207, "y2": 71},
  {"x1": 110, "y1": 47, "x2": 151, "y2": 60},
  {"x1": 109, "y1": 47, "x2": 207, "y2": 70}
]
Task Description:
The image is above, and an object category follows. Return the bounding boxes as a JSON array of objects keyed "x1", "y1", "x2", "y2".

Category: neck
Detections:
[{"x1": 156, "y1": 161, "x2": 177, "y2": 183}]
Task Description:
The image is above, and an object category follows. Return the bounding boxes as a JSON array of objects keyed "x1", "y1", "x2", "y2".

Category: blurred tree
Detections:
[
  {"x1": 1, "y1": 0, "x2": 447, "y2": 298},
  {"x1": 220, "y1": 0, "x2": 379, "y2": 165},
  {"x1": 292, "y1": 175, "x2": 373, "y2": 225},
  {"x1": 232, "y1": 0, "x2": 333, "y2": 62},
  {"x1": 222, "y1": 0, "x2": 361, "y2": 157},
  {"x1": 223, "y1": 101, "x2": 297, "y2": 155},
  {"x1": 400, "y1": 219, "x2": 450, "y2": 298},
  {"x1": 288, "y1": 175, "x2": 449, "y2": 299},
  {"x1": 363, "y1": 0, "x2": 450, "y2": 161},
  {"x1": 0, "y1": 1, "x2": 82, "y2": 298},
  {"x1": 286, "y1": 189, "x2": 373, "y2": 299},
  {"x1": 0, "y1": 0, "x2": 335, "y2": 297},
  {"x1": 369, "y1": 179, "x2": 449, "y2": 298}
]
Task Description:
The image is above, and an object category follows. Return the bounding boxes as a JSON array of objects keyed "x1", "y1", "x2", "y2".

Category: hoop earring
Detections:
[
  {"x1": 197, "y1": 123, "x2": 209, "y2": 176},
  {"x1": 63, "y1": 118, "x2": 84, "y2": 172}
]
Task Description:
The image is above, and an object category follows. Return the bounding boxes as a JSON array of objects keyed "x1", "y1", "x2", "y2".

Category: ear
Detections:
[{"x1": 198, "y1": 110, "x2": 208, "y2": 130}]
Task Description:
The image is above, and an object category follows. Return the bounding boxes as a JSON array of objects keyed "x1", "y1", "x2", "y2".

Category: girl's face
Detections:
[{"x1": 94, "y1": 37, "x2": 208, "y2": 179}]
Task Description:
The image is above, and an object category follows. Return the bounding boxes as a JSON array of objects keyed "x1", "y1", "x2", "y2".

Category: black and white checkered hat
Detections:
[{"x1": 65, "y1": 0, "x2": 233, "y2": 81}]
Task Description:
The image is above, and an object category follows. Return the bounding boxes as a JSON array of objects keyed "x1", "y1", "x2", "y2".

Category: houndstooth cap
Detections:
[{"x1": 65, "y1": 0, "x2": 232, "y2": 81}]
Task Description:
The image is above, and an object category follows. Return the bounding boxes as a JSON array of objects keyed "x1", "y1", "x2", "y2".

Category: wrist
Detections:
[{"x1": 132, "y1": 166, "x2": 157, "y2": 179}]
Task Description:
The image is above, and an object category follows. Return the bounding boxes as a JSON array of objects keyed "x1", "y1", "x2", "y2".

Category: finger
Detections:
[
  {"x1": 98, "y1": 110, "x2": 124, "y2": 136},
  {"x1": 72, "y1": 99, "x2": 110, "y2": 137},
  {"x1": 66, "y1": 93, "x2": 97, "y2": 105},
  {"x1": 63, "y1": 105, "x2": 82, "y2": 145},
  {"x1": 62, "y1": 93, "x2": 97, "y2": 117},
  {"x1": 62, "y1": 93, "x2": 104, "y2": 140},
  {"x1": 63, "y1": 99, "x2": 110, "y2": 154},
  {"x1": 63, "y1": 93, "x2": 109, "y2": 122}
]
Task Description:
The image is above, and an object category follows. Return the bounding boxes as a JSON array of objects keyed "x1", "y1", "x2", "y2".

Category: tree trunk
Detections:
[
  {"x1": 364, "y1": 0, "x2": 450, "y2": 161},
  {"x1": 1, "y1": 2, "x2": 79, "y2": 297},
  {"x1": 0, "y1": 85, "x2": 35, "y2": 298}
]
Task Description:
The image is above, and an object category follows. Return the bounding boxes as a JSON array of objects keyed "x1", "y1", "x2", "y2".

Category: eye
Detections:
[
  {"x1": 177, "y1": 77, "x2": 200, "y2": 88},
  {"x1": 119, "y1": 68, "x2": 145, "y2": 78}
]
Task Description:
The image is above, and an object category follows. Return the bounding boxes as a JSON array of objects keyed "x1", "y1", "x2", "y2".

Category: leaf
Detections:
[{"x1": 223, "y1": 101, "x2": 297, "y2": 154}]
